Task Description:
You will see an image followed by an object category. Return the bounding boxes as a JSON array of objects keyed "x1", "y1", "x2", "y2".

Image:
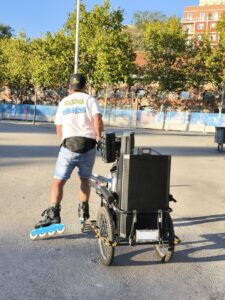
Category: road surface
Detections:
[{"x1": 0, "y1": 121, "x2": 225, "y2": 300}]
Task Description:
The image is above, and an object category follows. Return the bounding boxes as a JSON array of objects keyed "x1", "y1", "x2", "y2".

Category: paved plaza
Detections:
[{"x1": 0, "y1": 120, "x2": 225, "y2": 300}]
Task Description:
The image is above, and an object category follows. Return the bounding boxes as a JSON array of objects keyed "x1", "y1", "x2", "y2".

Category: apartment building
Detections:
[{"x1": 182, "y1": 0, "x2": 225, "y2": 45}]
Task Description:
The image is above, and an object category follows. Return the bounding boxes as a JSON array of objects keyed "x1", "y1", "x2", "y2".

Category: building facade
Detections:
[
  {"x1": 199, "y1": 0, "x2": 225, "y2": 5},
  {"x1": 182, "y1": 0, "x2": 225, "y2": 45}
]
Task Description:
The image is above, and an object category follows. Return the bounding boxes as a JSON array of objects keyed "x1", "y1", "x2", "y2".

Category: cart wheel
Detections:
[
  {"x1": 96, "y1": 206, "x2": 115, "y2": 266},
  {"x1": 155, "y1": 213, "x2": 175, "y2": 263}
]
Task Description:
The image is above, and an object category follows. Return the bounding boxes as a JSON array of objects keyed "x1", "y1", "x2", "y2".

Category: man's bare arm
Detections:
[
  {"x1": 93, "y1": 113, "x2": 104, "y2": 141},
  {"x1": 56, "y1": 125, "x2": 63, "y2": 142}
]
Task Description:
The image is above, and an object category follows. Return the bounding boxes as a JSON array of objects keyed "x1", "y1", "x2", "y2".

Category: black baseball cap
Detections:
[{"x1": 69, "y1": 73, "x2": 86, "y2": 90}]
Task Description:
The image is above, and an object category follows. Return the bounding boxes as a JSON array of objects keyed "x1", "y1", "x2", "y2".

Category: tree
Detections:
[
  {"x1": 216, "y1": 13, "x2": 225, "y2": 83},
  {"x1": 184, "y1": 35, "x2": 214, "y2": 89},
  {"x1": 0, "y1": 24, "x2": 13, "y2": 38},
  {"x1": 30, "y1": 31, "x2": 74, "y2": 90},
  {"x1": 216, "y1": 13, "x2": 225, "y2": 108},
  {"x1": 130, "y1": 11, "x2": 167, "y2": 50},
  {"x1": 217, "y1": 12, "x2": 225, "y2": 46},
  {"x1": 64, "y1": 0, "x2": 136, "y2": 89},
  {"x1": 29, "y1": 31, "x2": 74, "y2": 123},
  {"x1": 1, "y1": 32, "x2": 32, "y2": 101},
  {"x1": 142, "y1": 16, "x2": 188, "y2": 92},
  {"x1": 0, "y1": 40, "x2": 6, "y2": 86}
]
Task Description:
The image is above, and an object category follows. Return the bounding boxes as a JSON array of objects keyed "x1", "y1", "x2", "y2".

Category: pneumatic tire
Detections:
[
  {"x1": 97, "y1": 206, "x2": 115, "y2": 266},
  {"x1": 155, "y1": 213, "x2": 175, "y2": 263}
]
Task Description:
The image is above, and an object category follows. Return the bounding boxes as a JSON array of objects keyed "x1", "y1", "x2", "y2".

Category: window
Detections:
[
  {"x1": 199, "y1": 12, "x2": 205, "y2": 21},
  {"x1": 187, "y1": 13, "x2": 192, "y2": 20},
  {"x1": 210, "y1": 34, "x2": 217, "y2": 42},
  {"x1": 208, "y1": 12, "x2": 218, "y2": 20},
  {"x1": 197, "y1": 23, "x2": 204, "y2": 30},
  {"x1": 186, "y1": 24, "x2": 193, "y2": 33},
  {"x1": 214, "y1": 12, "x2": 219, "y2": 20}
]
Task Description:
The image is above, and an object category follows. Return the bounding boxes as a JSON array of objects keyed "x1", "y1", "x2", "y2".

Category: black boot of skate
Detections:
[
  {"x1": 30, "y1": 204, "x2": 65, "y2": 240},
  {"x1": 78, "y1": 202, "x2": 89, "y2": 232},
  {"x1": 35, "y1": 204, "x2": 61, "y2": 229}
]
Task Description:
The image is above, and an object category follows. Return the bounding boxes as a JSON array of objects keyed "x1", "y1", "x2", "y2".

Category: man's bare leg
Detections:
[
  {"x1": 79, "y1": 178, "x2": 90, "y2": 202},
  {"x1": 50, "y1": 178, "x2": 67, "y2": 205}
]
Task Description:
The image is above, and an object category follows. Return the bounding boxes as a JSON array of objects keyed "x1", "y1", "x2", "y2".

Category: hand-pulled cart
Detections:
[{"x1": 90, "y1": 132, "x2": 178, "y2": 266}]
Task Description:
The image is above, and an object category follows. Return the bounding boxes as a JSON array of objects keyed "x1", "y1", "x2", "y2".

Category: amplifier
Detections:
[{"x1": 116, "y1": 153, "x2": 171, "y2": 238}]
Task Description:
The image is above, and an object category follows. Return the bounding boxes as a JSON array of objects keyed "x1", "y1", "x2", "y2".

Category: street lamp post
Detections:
[{"x1": 74, "y1": 0, "x2": 80, "y2": 74}]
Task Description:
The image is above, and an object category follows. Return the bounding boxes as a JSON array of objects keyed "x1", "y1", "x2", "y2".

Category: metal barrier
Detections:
[{"x1": 1, "y1": 103, "x2": 225, "y2": 133}]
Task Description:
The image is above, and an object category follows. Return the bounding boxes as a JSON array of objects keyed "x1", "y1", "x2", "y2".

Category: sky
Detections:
[{"x1": 0, "y1": 0, "x2": 199, "y2": 38}]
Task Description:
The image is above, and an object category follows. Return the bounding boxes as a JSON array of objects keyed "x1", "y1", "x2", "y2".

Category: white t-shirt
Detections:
[{"x1": 55, "y1": 92, "x2": 101, "y2": 141}]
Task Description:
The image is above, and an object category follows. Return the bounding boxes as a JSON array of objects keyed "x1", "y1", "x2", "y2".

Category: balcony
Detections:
[{"x1": 182, "y1": 17, "x2": 219, "y2": 23}]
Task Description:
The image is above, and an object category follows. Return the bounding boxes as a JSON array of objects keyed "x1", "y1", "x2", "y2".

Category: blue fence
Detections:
[
  {"x1": 0, "y1": 104, "x2": 57, "y2": 122},
  {"x1": 1, "y1": 103, "x2": 225, "y2": 132}
]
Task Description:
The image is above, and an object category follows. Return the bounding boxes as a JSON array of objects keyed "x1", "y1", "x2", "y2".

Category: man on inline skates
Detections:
[{"x1": 32, "y1": 73, "x2": 103, "y2": 237}]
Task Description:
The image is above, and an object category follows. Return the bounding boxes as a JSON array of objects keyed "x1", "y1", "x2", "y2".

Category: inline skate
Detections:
[{"x1": 30, "y1": 204, "x2": 65, "y2": 240}]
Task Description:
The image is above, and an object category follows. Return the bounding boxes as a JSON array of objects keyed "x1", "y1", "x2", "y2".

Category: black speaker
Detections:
[
  {"x1": 116, "y1": 153, "x2": 171, "y2": 238},
  {"x1": 101, "y1": 132, "x2": 116, "y2": 163}
]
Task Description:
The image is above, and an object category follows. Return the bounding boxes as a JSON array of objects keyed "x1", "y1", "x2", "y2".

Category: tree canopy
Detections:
[
  {"x1": 142, "y1": 16, "x2": 188, "y2": 92},
  {"x1": 30, "y1": 31, "x2": 74, "y2": 89},
  {"x1": 0, "y1": 5, "x2": 224, "y2": 105},
  {"x1": 0, "y1": 24, "x2": 13, "y2": 38},
  {"x1": 64, "y1": 0, "x2": 136, "y2": 87},
  {"x1": 1, "y1": 33, "x2": 31, "y2": 99}
]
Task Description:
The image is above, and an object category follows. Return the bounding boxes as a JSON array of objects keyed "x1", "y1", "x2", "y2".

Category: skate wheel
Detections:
[
  {"x1": 48, "y1": 231, "x2": 56, "y2": 236},
  {"x1": 57, "y1": 227, "x2": 65, "y2": 234},
  {"x1": 30, "y1": 233, "x2": 38, "y2": 240},
  {"x1": 39, "y1": 232, "x2": 47, "y2": 238},
  {"x1": 80, "y1": 221, "x2": 85, "y2": 233}
]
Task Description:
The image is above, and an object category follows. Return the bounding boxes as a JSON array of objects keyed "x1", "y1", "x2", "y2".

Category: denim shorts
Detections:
[{"x1": 54, "y1": 146, "x2": 96, "y2": 180}]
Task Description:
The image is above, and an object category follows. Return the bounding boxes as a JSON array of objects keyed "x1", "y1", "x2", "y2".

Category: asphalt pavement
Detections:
[{"x1": 0, "y1": 120, "x2": 225, "y2": 300}]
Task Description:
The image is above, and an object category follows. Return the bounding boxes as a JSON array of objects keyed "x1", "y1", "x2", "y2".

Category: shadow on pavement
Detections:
[
  {"x1": 114, "y1": 232, "x2": 225, "y2": 266},
  {"x1": 141, "y1": 145, "x2": 224, "y2": 156},
  {"x1": 0, "y1": 145, "x2": 59, "y2": 159},
  {"x1": 111, "y1": 214, "x2": 225, "y2": 266},
  {"x1": 173, "y1": 214, "x2": 225, "y2": 227},
  {"x1": 174, "y1": 232, "x2": 225, "y2": 263},
  {"x1": 0, "y1": 121, "x2": 55, "y2": 134},
  {"x1": 0, "y1": 144, "x2": 223, "y2": 163},
  {"x1": 43, "y1": 222, "x2": 96, "y2": 241},
  {"x1": 43, "y1": 231, "x2": 96, "y2": 241}
]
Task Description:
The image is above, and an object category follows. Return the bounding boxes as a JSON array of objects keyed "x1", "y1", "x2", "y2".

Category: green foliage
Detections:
[
  {"x1": 0, "y1": 40, "x2": 6, "y2": 85},
  {"x1": 0, "y1": 1, "x2": 135, "y2": 100},
  {"x1": 0, "y1": 24, "x2": 13, "y2": 38},
  {"x1": 0, "y1": 3, "x2": 224, "y2": 102},
  {"x1": 139, "y1": 15, "x2": 225, "y2": 92},
  {"x1": 131, "y1": 11, "x2": 167, "y2": 50},
  {"x1": 30, "y1": 31, "x2": 74, "y2": 88},
  {"x1": 216, "y1": 13, "x2": 225, "y2": 83},
  {"x1": 217, "y1": 13, "x2": 225, "y2": 45},
  {"x1": 1, "y1": 33, "x2": 31, "y2": 94},
  {"x1": 185, "y1": 35, "x2": 213, "y2": 88},
  {"x1": 133, "y1": 11, "x2": 167, "y2": 26},
  {"x1": 64, "y1": 0, "x2": 136, "y2": 87},
  {"x1": 142, "y1": 16, "x2": 188, "y2": 91}
]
